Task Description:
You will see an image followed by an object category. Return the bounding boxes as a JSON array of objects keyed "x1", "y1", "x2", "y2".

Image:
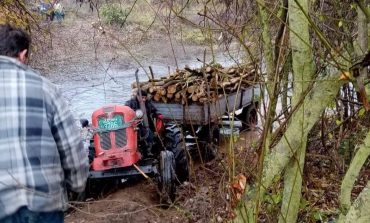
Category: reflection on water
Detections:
[
  {"x1": 53, "y1": 56, "x2": 239, "y2": 119},
  {"x1": 60, "y1": 68, "x2": 148, "y2": 119}
]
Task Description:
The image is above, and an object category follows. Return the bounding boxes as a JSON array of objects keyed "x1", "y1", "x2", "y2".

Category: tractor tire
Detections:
[
  {"x1": 164, "y1": 123, "x2": 189, "y2": 183},
  {"x1": 158, "y1": 150, "x2": 176, "y2": 204},
  {"x1": 239, "y1": 104, "x2": 258, "y2": 130}
]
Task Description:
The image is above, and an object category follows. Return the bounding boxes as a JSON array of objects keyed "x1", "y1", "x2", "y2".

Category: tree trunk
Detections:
[
  {"x1": 339, "y1": 130, "x2": 370, "y2": 217},
  {"x1": 235, "y1": 74, "x2": 345, "y2": 222},
  {"x1": 353, "y1": 3, "x2": 369, "y2": 111},
  {"x1": 339, "y1": 5, "x2": 369, "y2": 219},
  {"x1": 339, "y1": 181, "x2": 370, "y2": 222},
  {"x1": 254, "y1": 0, "x2": 278, "y2": 220},
  {"x1": 279, "y1": 0, "x2": 314, "y2": 222}
]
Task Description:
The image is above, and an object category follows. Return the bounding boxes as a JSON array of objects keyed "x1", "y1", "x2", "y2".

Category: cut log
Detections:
[
  {"x1": 162, "y1": 79, "x2": 181, "y2": 88},
  {"x1": 167, "y1": 83, "x2": 182, "y2": 94},
  {"x1": 205, "y1": 66, "x2": 213, "y2": 73},
  {"x1": 191, "y1": 94, "x2": 198, "y2": 102},
  {"x1": 153, "y1": 92, "x2": 161, "y2": 102},
  {"x1": 131, "y1": 63, "x2": 259, "y2": 105},
  {"x1": 175, "y1": 89, "x2": 187, "y2": 100},
  {"x1": 175, "y1": 91, "x2": 181, "y2": 100},
  {"x1": 199, "y1": 97, "x2": 209, "y2": 103},
  {"x1": 227, "y1": 68, "x2": 236, "y2": 74},
  {"x1": 149, "y1": 86, "x2": 162, "y2": 93},
  {"x1": 230, "y1": 77, "x2": 241, "y2": 84},
  {"x1": 152, "y1": 81, "x2": 165, "y2": 86},
  {"x1": 187, "y1": 85, "x2": 197, "y2": 94},
  {"x1": 159, "y1": 88, "x2": 167, "y2": 96},
  {"x1": 221, "y1": 82, "x2": 231, "y2": 88}
]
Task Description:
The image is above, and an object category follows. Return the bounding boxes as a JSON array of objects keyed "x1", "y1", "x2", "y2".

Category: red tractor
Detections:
[{"x1": 85, "y1": 104, "x2": 189, "y2": 203}]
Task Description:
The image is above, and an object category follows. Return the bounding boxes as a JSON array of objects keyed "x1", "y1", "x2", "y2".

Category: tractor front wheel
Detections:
[{"x1": 158, "y1": 150, "x2": 176, "y2": 204}]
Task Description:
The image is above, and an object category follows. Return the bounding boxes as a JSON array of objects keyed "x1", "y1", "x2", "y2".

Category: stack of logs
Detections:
[{"x1": 132, "y1": 63, "x2": 258, "y2": 104}]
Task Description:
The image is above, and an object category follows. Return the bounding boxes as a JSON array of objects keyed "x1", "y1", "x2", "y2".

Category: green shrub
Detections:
[
  {"x1": 178, "y1": 29, "x2": 207, "y2": 44},
  {"x1": 100, "y1": 4, "x2": 128, "y2": 26}
]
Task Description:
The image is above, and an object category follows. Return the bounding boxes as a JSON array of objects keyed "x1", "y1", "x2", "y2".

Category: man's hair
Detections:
[
  {"x1": 140, "y1": 89, "x2": 148, "y2": 97},
  {"x1": 0, "y1": 24, "x2": 30, "y2": 57}
]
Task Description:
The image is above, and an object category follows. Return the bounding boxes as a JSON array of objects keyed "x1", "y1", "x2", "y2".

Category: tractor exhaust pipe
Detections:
[{"x1": 134, "y1": 69, "x2": 149, "y2": 129}]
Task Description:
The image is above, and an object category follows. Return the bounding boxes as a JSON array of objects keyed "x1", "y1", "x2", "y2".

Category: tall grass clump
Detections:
[{"x1": 100, "y1": 3, "x2": 128, "y2": 26}]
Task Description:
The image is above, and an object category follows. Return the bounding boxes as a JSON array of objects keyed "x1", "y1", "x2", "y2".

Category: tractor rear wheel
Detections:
[
  {"x1": 158, "y1": 150, "x2": 176, "y2": 204},
  {"x1": 164, "y1": 123, "x2": 189, "y2": 183}
]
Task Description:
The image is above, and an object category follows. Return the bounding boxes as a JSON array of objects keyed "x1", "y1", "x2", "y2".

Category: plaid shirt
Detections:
[{"x1": 0, "y1": 56, "x2": 89, "y2": 219}]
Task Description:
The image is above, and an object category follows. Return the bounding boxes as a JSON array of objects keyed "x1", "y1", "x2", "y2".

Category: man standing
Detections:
[
  {"x1": 0, "y1": 24, "x2": 88, "y2": 222},
  {"x1": 125, "y1": 89, "x2": 162, "y2": 157}
]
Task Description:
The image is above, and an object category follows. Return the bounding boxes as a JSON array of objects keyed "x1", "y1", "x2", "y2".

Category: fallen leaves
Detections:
[{"x1": 229, "y1": 173, "x2": 248, "y2": 209}]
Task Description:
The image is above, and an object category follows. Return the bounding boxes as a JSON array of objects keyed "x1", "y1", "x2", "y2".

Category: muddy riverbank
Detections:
[
  {"x1": 30, "y1": 1, "x2": 254, "y2": 222},
  {"x1": 32, "y1": 1, "x2": 243, "y2": 119}
]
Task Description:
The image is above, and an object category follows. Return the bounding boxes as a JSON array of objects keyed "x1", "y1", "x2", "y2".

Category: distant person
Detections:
[
  {"x1": 125, "y1": 89, "x2": 162, "y2": 157},
  {"x1": 53, "y1": 1, "x2": 65, "y2": 21},
  {"x1": 0, "y1": 24, "x2": 89, "y2": 223},
  {"x1": 39, "y1": 1, "x2": 54, "y2": 21}
]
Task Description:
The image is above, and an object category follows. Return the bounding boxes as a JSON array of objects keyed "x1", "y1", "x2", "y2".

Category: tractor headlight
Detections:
[{"x1": 135, "y1": 109, "x2": 144, "y2": 119}]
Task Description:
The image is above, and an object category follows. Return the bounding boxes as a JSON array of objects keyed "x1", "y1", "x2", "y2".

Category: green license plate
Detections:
[{"x1": 98, "y1": 115, "x2": 123, "y2": 131}]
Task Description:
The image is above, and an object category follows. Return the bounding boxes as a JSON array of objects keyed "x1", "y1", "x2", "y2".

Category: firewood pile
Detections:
[{"x1": 132, "y1": 63, "x2": 258, "y2": 104}]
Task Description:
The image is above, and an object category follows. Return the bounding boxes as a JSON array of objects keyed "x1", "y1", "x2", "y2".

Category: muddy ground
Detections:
[
  {"x1": 31, "y1": 1, "x2": 259, "y2": 222},
  {"x1": 63, "y1": 130, "x2": 259, "y2": 223}
]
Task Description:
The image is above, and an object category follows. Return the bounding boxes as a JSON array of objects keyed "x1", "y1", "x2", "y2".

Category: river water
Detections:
[{"x1": 51, "y1": 55, "x2": 238, "y2": 120}]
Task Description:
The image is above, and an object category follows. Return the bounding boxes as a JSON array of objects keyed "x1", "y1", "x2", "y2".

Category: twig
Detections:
[{"x1": 133, "y1": 164, "x2": 150, "y2": 179}]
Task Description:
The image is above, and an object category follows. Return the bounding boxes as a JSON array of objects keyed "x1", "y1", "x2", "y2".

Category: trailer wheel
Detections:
[
  {"x1": 239, "y1": 104, "x2": 258, "y2": 130},
  {"x1": 164, "y1": 124, "x2": 189, "y2": 183},
  {"x1": 158, "y1": 150, "x2": 176, "y2": 204},
  {"x1": 203, "y1": 125, "x2": 220, "y2": 161}
]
